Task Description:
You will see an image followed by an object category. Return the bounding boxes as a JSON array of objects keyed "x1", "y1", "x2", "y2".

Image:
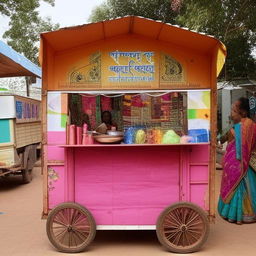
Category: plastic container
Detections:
[
  {"x1": 124, "y1": 127, "x2": 136, "y2": 144},
  {"x1": 188, "y1": 129, "x2": 210, "y2": 143},
  {"x1": 69, "y1": 125, "x2": 76, "y2": 145},
  {"x1": 76, "y1": 126, "x2": 82, "y2": 144},
  {"x1": 82, "y1": 133, "x2": 88, "y2": 144},
  {"x1": 88, "y1": 133, "x2": 94, "y2": 144},
  {"x1": 83, "y1": 123, "x2": 88, "y2": 134},
  {"x1": 124, "y1": 125, "x2": 146, "y2": 144}
]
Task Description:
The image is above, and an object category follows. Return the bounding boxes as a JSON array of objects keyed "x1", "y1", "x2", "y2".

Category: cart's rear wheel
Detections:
[
  {"x1": 46, "y1": 202, "x2": 96, "y2": 253},
  {"x1": 156, "y1": 202, "x2": 209, "y2": 253}
]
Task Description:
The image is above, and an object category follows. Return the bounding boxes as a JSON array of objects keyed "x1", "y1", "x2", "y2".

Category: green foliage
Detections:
[
  {"x1": 89, "y1": 0, "x2": 256, "y2": 80},
  {"x1": 1, "y1": 0, "x2": 58, "y2": 65},
  {"x1": 177, "y1": 0, "x2": 256, "y2": 80},
  {"x1": 90, "y1": 3, "x2": 112, "y2": 22},
  {"x1": 224, "y1": 34, "x2": 256, "y2": 79},
  {"x1": 0, "y1": 0, "x2": 54, "y2": 16},
  {"x1": 89, "y1": 0, "x2": 176, "y2": 23}
]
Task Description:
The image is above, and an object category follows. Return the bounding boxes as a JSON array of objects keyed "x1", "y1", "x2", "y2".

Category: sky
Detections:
[
  {"x1": 0, "y1": 0, "x2": 106, "y2": 41},
  {"x1": 0, "y1": 0, "x2": 255, "y2": 57}
]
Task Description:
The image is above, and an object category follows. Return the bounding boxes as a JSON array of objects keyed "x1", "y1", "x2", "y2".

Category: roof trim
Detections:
[
  {"x1": 41, "y1": 15, "x2": 220, "y2": 43},
  {"x1": 0, "y1": 40, "x2": 41, "y2": 78}
]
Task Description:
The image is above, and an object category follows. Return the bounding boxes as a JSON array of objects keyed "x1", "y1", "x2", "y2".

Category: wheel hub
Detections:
[
  {"x1": 67, "y1": 225, "x2": 73, "y2": 232},
  {"x1": 180, "y1": 224, "x2": 187, "y2": 232}
]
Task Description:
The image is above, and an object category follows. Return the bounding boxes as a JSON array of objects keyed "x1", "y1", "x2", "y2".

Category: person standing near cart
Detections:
[{"x1": 218, "y1": 97, "x2": 256, "y2": 224}]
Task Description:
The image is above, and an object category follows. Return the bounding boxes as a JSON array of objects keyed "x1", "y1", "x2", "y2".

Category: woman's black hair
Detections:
[
  {"x1": 238, "y1": 97, "x2": 250, "y2": 118},
  {"x1": 101, "y1": 110, "x2": 112, "y2": 122}
]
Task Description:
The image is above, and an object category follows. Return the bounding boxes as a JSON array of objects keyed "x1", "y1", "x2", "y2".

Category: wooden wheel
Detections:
[
  {"x1": 156, "y1": 202, "x2": 209, "y2": 253},
  {"x1": 46, "y1": 202, "x2": 96, "y2": 253}
]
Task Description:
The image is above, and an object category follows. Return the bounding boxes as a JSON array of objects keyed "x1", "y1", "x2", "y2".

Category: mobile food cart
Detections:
[
  {"x1": 40, "y1": 16, "x2": 226, "y2": 253},
  {"x1": 0, "y1": 41, "x2": 41, "y2": 183}
]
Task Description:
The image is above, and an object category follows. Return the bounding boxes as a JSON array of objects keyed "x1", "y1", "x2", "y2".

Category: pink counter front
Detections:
[{"x1": 47, "y1": 142, "x2": 210, "y2": 228}]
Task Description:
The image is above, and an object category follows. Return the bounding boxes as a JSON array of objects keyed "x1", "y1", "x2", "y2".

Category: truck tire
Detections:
[
  {"x1": 21, "y1": 144, "x2": 37, "y2": 184},
  {"x1": 22, "y1": 169, "x2": 32, "y2": 184}
]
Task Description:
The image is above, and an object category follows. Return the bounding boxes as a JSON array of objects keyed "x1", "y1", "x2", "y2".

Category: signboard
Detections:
[
  {"x1": 15, "y1": 97, "x2": 40, "y2": 123},
  {"x1": 65, "y1": 49, "x2": 185, "y2": 90},
  {"x1": 108, "y1": 51, "x2": 155, "y2": 83}
]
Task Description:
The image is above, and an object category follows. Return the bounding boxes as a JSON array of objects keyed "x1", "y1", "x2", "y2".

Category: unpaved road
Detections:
[{"x1": 0, "y1": 167, "x2": 255, "y2": 256}]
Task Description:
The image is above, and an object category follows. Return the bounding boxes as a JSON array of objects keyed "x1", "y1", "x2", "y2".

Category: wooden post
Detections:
[
  {"x1": 41, "y1": 37, "x2": 49, "y2": 216},
  {"x1": 25, "y1": 76, "x2": 30, "y2": 97},
  {"x1": 209, "y1": 46, "x2": 218, "y2": 223},
  {"x1": 42, "y1": 90, "x2": 48, "y2": 216},
  {"x1": 65, "y1": 148, "x2": 75, "y2": 202}
]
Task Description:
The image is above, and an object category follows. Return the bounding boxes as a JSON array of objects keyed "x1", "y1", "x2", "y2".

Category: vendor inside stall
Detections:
[{"x1": 98, "y1": 110, "x2": 117, "y2": 131}]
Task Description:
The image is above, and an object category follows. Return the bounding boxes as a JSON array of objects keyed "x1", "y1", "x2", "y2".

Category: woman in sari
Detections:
[{"x1": 218, "y1": 97, "x2": 256, "y2": 224}]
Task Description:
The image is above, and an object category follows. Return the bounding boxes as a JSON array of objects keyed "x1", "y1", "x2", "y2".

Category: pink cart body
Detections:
[{"x1": 47, "y1": 138, "x2": 209, "y2": 228}]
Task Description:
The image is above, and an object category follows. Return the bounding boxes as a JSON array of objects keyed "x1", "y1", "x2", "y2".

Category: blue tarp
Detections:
[{"x1": 0, "y1": 40, "x2": 41, "y2": 78}]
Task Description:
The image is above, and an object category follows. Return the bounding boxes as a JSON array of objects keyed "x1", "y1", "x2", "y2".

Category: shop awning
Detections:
[
  {"x1": 40, "y1": 16, "x2": 226, "y2": 77},
  {"x1": 0, "y1": 40, "x2": 41, "y2": 78}
]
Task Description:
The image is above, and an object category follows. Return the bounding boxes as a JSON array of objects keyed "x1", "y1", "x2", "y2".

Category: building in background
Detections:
[
  {"x1": 0, "y1": 77, "x2": 41, "y2": 100},
  {"x1": 0, "y1": 40, "x2": 41, "y2": 183},
  {"x1": 217, "y1": 79, "x2": 256, "y2": 133}
]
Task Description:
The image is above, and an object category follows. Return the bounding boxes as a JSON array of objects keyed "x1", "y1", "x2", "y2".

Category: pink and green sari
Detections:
[{"x1": 218, "y1": 118, "x2": 256, "y2": 223}]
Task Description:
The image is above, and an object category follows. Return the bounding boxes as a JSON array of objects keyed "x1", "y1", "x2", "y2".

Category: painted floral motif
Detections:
[
  {"x1": 48, "y1": 167, "x2": 59, "y2": 191},
  {"x1": 69, "y1": 52, "x2": 101, "y2": 84},
  {"x1": 160, "y1": 53, "x2": 184, "y2": 83}
]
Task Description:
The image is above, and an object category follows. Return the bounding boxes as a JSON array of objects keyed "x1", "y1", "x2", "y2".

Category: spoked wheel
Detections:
[
  {"x1": 156, "y1": 202, "x2": 209, "y2": 253},
  {"x1": 46, "y1": 202, "x2": 96, "y2": 253}
]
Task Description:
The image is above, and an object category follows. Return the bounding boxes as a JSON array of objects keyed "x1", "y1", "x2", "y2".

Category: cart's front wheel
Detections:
[
  {"x1": 156, "y1": 202, "x2": 209, "y2": 253},
  {"x1": 46, "y1": 202, "x2": 96, "y2": 253}
]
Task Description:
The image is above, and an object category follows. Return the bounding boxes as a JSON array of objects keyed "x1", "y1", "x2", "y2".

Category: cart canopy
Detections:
[
  {"x1": 40, "y1": 16, "x2": 226, "y2": 77},
  {"x1": 0, "y1": 40, "x2": 41, "y2": 78}
]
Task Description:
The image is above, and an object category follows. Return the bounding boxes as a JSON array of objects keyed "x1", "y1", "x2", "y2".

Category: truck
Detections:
[
  {"x1": 0, "y1": 40, "x2": 42, "y2": 183},
  {"x1": 0, "y1": 94, "x2": 41, "y2": 183}
]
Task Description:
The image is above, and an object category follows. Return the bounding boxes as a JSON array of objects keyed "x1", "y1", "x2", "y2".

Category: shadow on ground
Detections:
[
  {"x1": 0, "y1": 175, "x2": 24, "y2": 191},
  {"x1": 94, "y1": 230, "x2": 158, "y2": 245}
]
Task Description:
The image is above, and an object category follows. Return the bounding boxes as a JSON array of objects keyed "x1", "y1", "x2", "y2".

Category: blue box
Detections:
[{"x1": 188, "y1": 129, "x2": 210, "y2": 143}]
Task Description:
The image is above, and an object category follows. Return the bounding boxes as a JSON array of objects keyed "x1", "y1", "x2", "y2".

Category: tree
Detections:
[
  {"x1": 1, "y1": 0, "x2": 59, "y2": 65},
  {"x1": 0, "y1": 0, "x2": 59, "y2": 96},
  {"x1": 0, "y1": 0, "x2": 54, "y2": 16},
  {"x1": 176, "y1": 0, "x2": 256, "y2": 80},
  {"x1": 89, "y1": 0, "x2": 256, "y2": 80},
  {"x1": 89, "y1": 0, "x2": 177, "y2": 24}
]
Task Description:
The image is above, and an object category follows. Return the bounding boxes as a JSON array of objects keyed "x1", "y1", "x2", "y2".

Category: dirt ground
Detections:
[{"x1": 0, "y1": 167, "x2": 256, "y2": 256}]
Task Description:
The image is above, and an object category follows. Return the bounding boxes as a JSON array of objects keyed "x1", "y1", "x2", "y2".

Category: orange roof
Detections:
[{"x1": 40, "y1": 16, "x2": 226, "y2": 76}]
